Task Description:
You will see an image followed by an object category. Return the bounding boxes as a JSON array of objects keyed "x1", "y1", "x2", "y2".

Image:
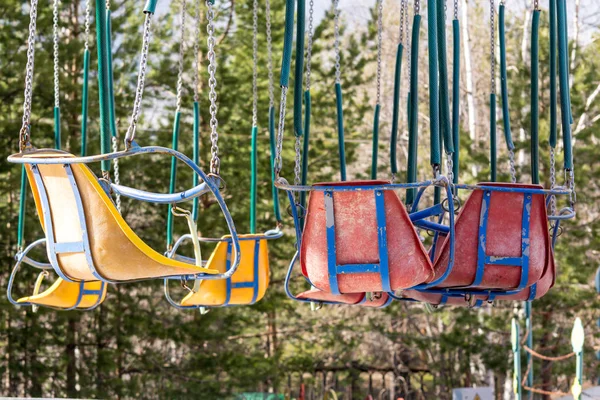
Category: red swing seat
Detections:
[
  {"x1": 296, "y1": 288, "x2": 392, "y2": 308},
  {"x1": 428, "y1": 183, "x2": 551, "y2": 290},
  {"x1": 300, "y1": 180, "x2": 433, "y2": 294}
]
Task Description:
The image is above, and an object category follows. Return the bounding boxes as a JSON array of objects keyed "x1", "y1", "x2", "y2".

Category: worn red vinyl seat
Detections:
[
  {"x1": 296, "y1": 288, "x2": 392, "y2": 308},
  {"x1": 301, "y1": 180, "x2": 433, "y2": 294},
  {"x1": 429, "y1": 183, "x2": 551, "y2": 290}
]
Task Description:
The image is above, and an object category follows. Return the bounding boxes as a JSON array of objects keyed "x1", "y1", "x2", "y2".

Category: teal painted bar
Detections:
[
  {"x1": 95, "y1": 0, "x2": 112, "y2": 172},
  {"x1": 250, "y1": 126, "x2": 258, "y2": 234},
  {"x1": 452, "y1": 20, "x2": 460, "y2": 184},
  {"x1": 280, "y1": 0, "x2": 295, "y2": 87},
  {"x1": 531, "y1": 10, "x2": 540, "y2": 185},
  {"x1": 390, "y1": 44, "x2": 403, "y2": 176},
  {"x1": 371, "y1": 104, "x2": 380, "y2": 179},
  {"x1": 269, "y1": 106, "x2": 281, "y2": 223},
  {"x1": 293, "y1": 0, "x2": 305, "y2": 137},
  {"x1": 17, "y1": 165, "x2": 27, "y2": 250},
  {"x1": 54, "y1": 107, "x2": 61, "y2": 150},
  {"x1": 81, "y1": 49, "x2": 90, "y2": 157},
  {"x1": 549, "y1": 0, "x2": 558, "y2": 148},
  {"x1": 490, "y1": 93, "x2": 497, "y2": 182},
  {"x1": 166, "y1": 111, "x2": 181, "y2": 249},
  {"x1": 436, "y1": 0, "x2": 453, "y2": 155},
  {"x1": 407, "y1": 15, "x2": 421, "y2": 205},
  {"x1": 144, "y1": 0, "x2": 159, "y2": 14},
  {"x1": 427, "y1": 0, "x2": 441, "y2": 167},
  {"x1": 192, "y1": 101, "x2": 200, "y2": 221},
  {"x1": 557, "y1": 0, "x2": 573, "y2": 170},
  {"x1": 106, "y1": 9, "x2": 118, "y2": 140},
  {"x1": 499, "y1": 5, "x2": 515, "y2": 151},
  {"x1": 300, "y1": 90, "x2": 311, "y2": 213},
  {"x1": 335, "y1": 83, "x2": 347, "y2": 181}
]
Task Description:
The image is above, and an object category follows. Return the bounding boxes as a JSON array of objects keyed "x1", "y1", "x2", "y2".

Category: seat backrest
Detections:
[
  {"x1": 431, "y1": 183, "x2": 549, "y2": 290},
  {"x1": 301, "y1": 180, "x2": 433, "y2": 294}
]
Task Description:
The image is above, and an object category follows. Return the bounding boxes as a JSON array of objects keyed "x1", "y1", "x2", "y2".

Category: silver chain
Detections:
[
  {"x1": 414, "y1": 0, "x2": 420, "y2": 16},
  {"x1": 53, "y1": 0, "x2": 60, "y2": 108},
  {"x1": 533, "y1": 0, "x2": 539, "y2": 10},
  {"x1": 454, "y1": 0, "x2": 459, "y2": 20},
  {"x1": 305, "y1": 0, "x2": 314, "y2": 92},
  {"x1": 375, "y1": 0, "x2": 383, "y2": 105},
  {"x1": 193, "y1": 0, "x2": 201, "y2": 102},
  {"x1": 567, "y1": 168, "x2": 577, "y2": 206},
  {"x1": 124, "y1": 13, "x2": 153, "y2": 145},
  {"x1": 508, "y1": 148, "x2": 517, "y2": 183},
  {"x1": 266, "y1": 0, "x2": 274, "y2": 106},
  {"x1": 19, "y1": 0, "x2": 40, "y2": 150},
  {"x1": 176, "y1": 0, "x2": 187, "y2": 114},
  {"x1": 252, "y1": 0, "x2": 258, "y2": 127},
  {"x1": 333, "y1": 0, "x2": 341, "y2": 84},
  {"x1": 549, "y1": 148, "x2": 556, "y2": 217},
  {"x1": 406, "y1": 0, "x2": 411, "y2": 88},
  {"x1": 490, "y1": 0, "x2": 496, "y2": 94},
  {"x1": 206, "y1": 1, "x2": 220, "y2": 175},
  {"x1": 274, "y1": 87, "x2": 288, "y2": 176},
  {"x1": 446, "y1": 156, "x2": 454, "y2": 184},
  {"x1": 112, "y1": 136, "x2": 121, "y2": 213},
  {"x1": 105, "y1": 0, "x2": 110, "y2": 9},
  {"x1": 294, "y1": 136, "x2": 302, "y2": 186},
  {"x1": 84, "y1": 0, "x2": 91, "y2": 51},
  {"x1": 399, "y1": 0, "x2": 406, "y2": 44}
]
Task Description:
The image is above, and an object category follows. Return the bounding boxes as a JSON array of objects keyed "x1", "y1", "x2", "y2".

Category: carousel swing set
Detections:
[{"x1": 7, "y1": 0, "x2": 577, "y2": 312}]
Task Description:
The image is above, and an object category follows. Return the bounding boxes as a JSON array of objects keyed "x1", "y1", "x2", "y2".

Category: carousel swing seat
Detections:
[
  {"x1": 300, "y1": 180, "x2": 434, "y2": 295},
  {"x1": 11, "y1": 149, "x2": 241, "y2": 284}
]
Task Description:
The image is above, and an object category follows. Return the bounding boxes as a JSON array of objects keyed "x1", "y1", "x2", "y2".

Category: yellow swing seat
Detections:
[
  {"x1": 16, "y1": 150, "x2": 220, "y2": 283},
  {"x1": 17, "y1": 278, "x2": 107, "y2": 310},
  {"x1": 171, "y1": 234, "x2": 270, "y2": 307}
]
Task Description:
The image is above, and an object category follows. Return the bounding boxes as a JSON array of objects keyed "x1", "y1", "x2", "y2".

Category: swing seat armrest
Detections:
[{"x1": 110, "y1": 181, "x2": 211, "y2": 204}]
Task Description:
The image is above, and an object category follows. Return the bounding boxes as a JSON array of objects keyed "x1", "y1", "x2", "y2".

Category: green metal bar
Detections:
[
  {"x1": 557, "y1": 0, "x2": 573, "y2": 170},
  {"x1": 511, "y1": 318, "x2": 522, "y2": 400},
  {"x1": 452, "y1": 19, "x2": 460, "y2": 184},
  {"x1": 427, "y1": 0, "x2": 441, "y2": 167},
  {"x1": 106, "y1": 9, "x2": 118, "y2": 140},
  {"x1": 54, "y1": 107, "x2": 61, "y2": 150},
  {"x1": 192, "y1": 101, "x2": 200, "y2": 221},
  {"x1": 269, "y1": 106, "x2": 282, "y2": 223},
  {"x1": 530, "y1": 10, "x2": 540, "y2": 185},
  {"x1": 436, "y1": 0, "x2": 453, "y2": 155},
  {"x1": 407, "y1": 15, "x2": 421, "y2": 205},
  {"x1": 81, "y1": 49, "x2": 90, "y2": 157},
  {"x1": 166, "y1": 111, "x2": 181, "y2": 249},
  {"x1": 525, "y1": 302, "x2": 533, "y2": 398},
  {"x1": 300, "y1": 90, "x2": 311, "y2": 213},
  {"x1": 280, "y1": 0, "x2": 295, "y2": 87},
  {"x1": 490, "y1": 93, "x2": 497, "y2": 182},
  {"x1": 144, "y1": 0, "x2": 159, "y2": 14},
  {"x1": 549, "y1": 0, "x2": 558, "y2": 149},
  {"x1": 95, "y1": 0, "x2": 112, "y2": 172},
  {"x1": 371, "y1": 104, "x2": 380, "y2": 179},
  {"x1": 294, "y1": 0, "x2": 305, "y2": 137},
  {"x1": 390, "y1": 43, "x2": 403, "y2": 177},
  {"x1": 250, "y1": 125, "x2": 258, "y2": 234},
  {"x1": 499, "y1": 5, "x2": 515, "y2": 151},
  {"x1": 17, "y1": 165, "x2": 27, "y2": 250},
  {"x1": 335, "y1": 83, "x2": 347, "y2": 181}
]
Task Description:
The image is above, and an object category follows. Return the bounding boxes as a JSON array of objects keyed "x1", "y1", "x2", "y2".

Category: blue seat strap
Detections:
[
  {"x1": 325, "y1": 191, "x2": 341, "y2": 295},
  {"x1": 375, "y1": 190, "x2": 391, "y2": 293}
]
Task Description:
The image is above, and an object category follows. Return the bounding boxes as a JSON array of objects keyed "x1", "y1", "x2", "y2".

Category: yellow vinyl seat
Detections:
[
  {"x1": 19, "y1": 150, "x2": 219, "y2": 283},
  {"x1": 17, "y1": 278, "x2": 107, "y2": 310}
]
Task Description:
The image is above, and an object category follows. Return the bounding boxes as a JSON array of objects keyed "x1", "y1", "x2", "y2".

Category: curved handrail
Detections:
[
  {"x1": 111, "y1": 181, "x2": 212, "y2": 204},
  {"x1": 8, "y1": 144, "x2": 242, "y2": 281}
]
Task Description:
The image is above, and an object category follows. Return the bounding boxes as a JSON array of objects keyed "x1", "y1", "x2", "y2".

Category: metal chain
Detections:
[
  {"x1": 105, "y1": 0, "x2": 110, "y2": 9},
  {"x1": 508, "y1": 148, "x2": 517, "y2": 183},
  {"x1": 252, "y1": 0, "x2": 258, "y2": 127},
  {"x1": 399, "y1": 0, "x2": 406, "y2": 45},
  {"x1": 333, "y1": 0, "x2": 341, "y2": 84},
  {"x1": 112, "y1": 136, "x2": 121, "y2": 213},
  {"x1": 446, "y1": 156, "x2": 454, "y2": 184},
  {"x1": 533, "y1": 0, "x2": 539, "y2": 11},
  {"x1": 490, "y1": 0, "x2": 496, "y2": 94},
  {"x1": 53, "y1": 0, "x2": 60, "y2": 108},
  {"x1": 176, "y1": 0, "x2": 187, "y2": 114},
  {"x1": 549, "y1": 148, "x2": 556, "y2": 217},
  {"x1": 305, "y1": 0, "x2": 314, "y2": 92},
  {"x1": 19, "y1": 0, "x2": 40, "y2": 151},
  {"x1": 266, "y1": 0, "x2": 275, "y2": 106},
  {"x1": 375, "y1": 0, "x2": 383, "y2": 105},
  {"x1": 274, "y1": 87, "x2": 288, "y2": 176},
  {"x1": 454, "y1": 0, "x2": 458, "y2": 20},
  {"x1": 206, "y1": 1, "x2": 220, "y2": 175},
  {"x1": 294, "y1": 136, "x2": 302, "y2": 186},
  {"x1": 567, "y1": 168, "x2": 577, "y2": 206},
  {"x1": 193, "y1": 0, "x2": 201, "y2": 102},
  {"x1": 406, "y1": 0, "x2": 411, "y2": 88},
  {"x1": 84, "y1": 0, "x2": 91, "y2": 51},
  {"x1": 124, "y1": 13, "x2": 153, "y2": 145},
  {"x1": 414, "y1": 0, "x2": 420, "y2": 16}
]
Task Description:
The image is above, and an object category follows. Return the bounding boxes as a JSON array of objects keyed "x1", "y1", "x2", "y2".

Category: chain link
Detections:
[
  {"x1": 375, "y1": 0, "x2": 383, "y2": 105},
  {"x1": 266, "y1": 0, "x2": 274, "y2": 106},
  {"x1": 533, "y1": 0, "x2": 539, "y2": 11},
  {"x1": 84, "y1": 0, "x2": 91, "y2": 51},
  {"x1": 294, "y1": 136, "x2": 302, "y2": 186},
  {"x1": 399, "y1": 0, "x2": 406, "y2": 44},
  {"x1": 406, "y1": 0, "x2": 411, "y2": 89},
  {"x1": 414, "y1": 0, "x2": 420, "y2": 16},
  {"x1": 446, "y1": 156, "x2": 454, "y2": 185},
  {"x1": 105, "y1": 0, "x2": 110, "y2": 9},
  {"x1": 567, "y1": 168, "x2": 576, "y2": 206},
  {"x1": 53, "y1": 0, "x2": 60, "y2": 108},
  {"x1": 252, "y1": 0, "x2": 258, "y2": 127},
  {"x1": 508, "y1": 148, "x2": 517, "y2": 183},
  {"x1": 333, "y1": 0, "x2": 341, "y2": 84},
  {"x1": 454, "y1": 0, "x2": 459, "y2": 20},
  {"x1": 305, "y1": 0, "x2": 314, "y2": 92},
  {"x1": 112, "y1": 136, "x2": 121, "y2": 213},
  {"x1": 274, "y1": 87, "x2": 288, "y2": 176},
  {"x1": 19, "y1": 0, "x2": 40, "y2": 150},
  {"x1": 176, "y1": 0, "x2": 187, "y2": 114},
  {"x1": 490, "y1": 0, "x2": 496, "y2": 94},
  {"x1": 549, "y1": 148, "x2": 556, "y2": 218},
  {"x1": 206, "y1": 1, "x2": 220, "y2": 175},
  {"x1": 193, "y1": 0, "x2": 201, "y2": 102},
  {"x1": 124, "y1": 13, "x2": 153, "y2": 145}
]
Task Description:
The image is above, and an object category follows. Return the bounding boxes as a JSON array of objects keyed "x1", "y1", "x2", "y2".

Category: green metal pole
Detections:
[
  {"x1": 106, "y1": 9, "x2": 118, "y2": 141},
  {"x1": 452, "y1": 19, "x2": 460, "y2": 185},
  {"x1": 250, "y1": 126, "x2": 258, "y2": 234},
  {"x1": 390, "y1": 43, "x2": 403, "y2": 178},
  {"x1": 557, "y1": 0, "x2": 573, "y2": 170},
  {"x1": 166, "y1": 112, "x2": 181, "y2": 249},
  {"x1": 269, "y1": 106, "x2": 282, "y2": 224},
  {"x1": 95, "y1": 0, "x2": 112, "y2": 172},
  {"x1": 54, "y1": 107, "x2": 61, "y2": 150},
  {"x1": 530, "y1": 10, "x2": 541, "y2": 185},
  {"x1": 371, "y1": 104, "x2": 380, "y2": 179},
  {"x1": 549, "y1": 0, "x2": 558, "y2": 150},
  {"x1": 499, "y1": 5, "x2": 515, "y2": 152},
  {"x1": 436, "y1": 0, "x2": 453, "y2": 155},
  {"x1": 17, "y1": 166, "x2": 27, "y2": 251},
  {"x1": 81, "y1": 49, "x2": 90, "y2": 157},
  {"x1": 490, "y1": 93, "x2": 497, "y2": 182},
  {"x1": 192, "y1": 101, "x2": 201, "y2": 221},
  {"x1": 511, "y1": 318, "x2": 522, "y2": 400},
  {"x1": 427, "y1": 0, "x2": 441, "y2": 168},
  {"x1": 406, "y1": 14, "x2": 421, "y2": 205},
  {"x1": 300, "y1": 90, "x2": 311, "y2": 215},
  {"x1": 294, "y1": 0, "x2": 305, "y2": 139},
  {"x1": 335, "y1": 83, "x2": 347, "y2": 181}
]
